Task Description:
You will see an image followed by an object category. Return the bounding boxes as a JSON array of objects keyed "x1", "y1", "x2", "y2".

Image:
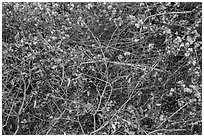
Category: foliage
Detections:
[{"x1": 2, "y1": 2, "x2": 202, "y2": 135}]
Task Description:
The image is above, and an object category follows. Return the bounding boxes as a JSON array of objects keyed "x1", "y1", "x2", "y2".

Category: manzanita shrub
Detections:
[{"x1": 2, "y1": 2, "x2": 202, "y2": 135}]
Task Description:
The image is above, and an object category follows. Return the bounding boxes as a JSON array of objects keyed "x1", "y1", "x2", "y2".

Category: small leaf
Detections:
[
  {"x1": 51, "y1": 65, "x2": 58, "y2": 69},
  {"x1": 111, "y1": 123, "x2": 116, "y2": 131}
]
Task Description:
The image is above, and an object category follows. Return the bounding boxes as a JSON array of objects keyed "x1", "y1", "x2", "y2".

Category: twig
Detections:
[
  {"x1": 60, "y1": 64, "x2": 65, "y2": 86},
  {"x1": 156, "y1": 102, "x2": 189, "y2": 129},
  {"x1": 83, "y1": 20, "x2": 107, "y2": 66},
  {"x1": 106, "y1": 26, "x2": 119, "y2": 49},
  {"x1": 104, "y1": 84, "x2": 113, "y2": 109},
  {"x1": 13, "y1": 76, "x2": 27, "y2": 135},
  {"x1": 95, "y1": 81, "x2": 108, "y2": 113},
  {"x1": 81, "y1": 60, "x2": 165, "y2": 72},
  {"x1": 82, "y1": 73, "x2": 111, "y2": 86},
  {"x1": 90, "y1": 121, "x2": 109, "y2": 135},
  {"x1": 149, "y1": 128, "x2": 186, "y2": 135},
  {"x1": 3, "y1": 96, "x2": 18, "y2": 128},
  {"x1": 163, "y1": 61, "x2": 189, "y2": 86},
  {"x1": 77, "y1": 116, "x2": 85, "y2": 134},
  {"x1": 144, "y1": 11, "x2": 193, "y2": 22},
  {"x1": 46, "y1": 109, "x2": 67, "y2": 135},
  {"x1": 93, "y1": 114, "x2": 96, "y2": 135},
  {"x1": 36, "y1": 30, "x2": 54, "y2": 50}
]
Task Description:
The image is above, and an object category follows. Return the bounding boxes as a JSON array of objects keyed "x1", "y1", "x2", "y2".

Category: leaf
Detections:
[
  {"x1": 111, "y1": 123, "x2": 116, "y2": 131},
  {"x1": 51, "y1": 65, "x2": 58, "y2": 69}
]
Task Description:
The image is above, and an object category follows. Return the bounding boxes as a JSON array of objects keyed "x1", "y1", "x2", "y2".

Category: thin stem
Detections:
[
  {"x1": 144, "y1": 11, "x2": 193, "y2": 22},
  {"x1": 156, "y1": 102, "x2": 189, "y2": 129}
]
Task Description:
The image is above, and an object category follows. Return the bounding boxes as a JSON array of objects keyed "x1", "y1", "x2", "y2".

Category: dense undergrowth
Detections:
[{"x1": 2, "y1": 2, "x2": 202, "y2": 135}]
